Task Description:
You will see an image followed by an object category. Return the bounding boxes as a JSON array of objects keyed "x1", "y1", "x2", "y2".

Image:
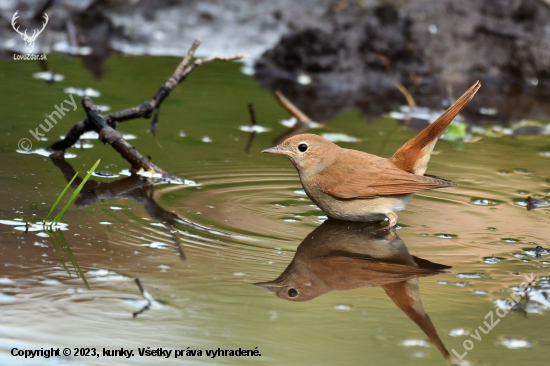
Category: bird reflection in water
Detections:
[{"x1": 254, "y1": 219, "x2": 451, "y2": 359}]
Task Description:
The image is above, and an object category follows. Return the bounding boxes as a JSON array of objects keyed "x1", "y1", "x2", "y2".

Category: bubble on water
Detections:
[
  {"x1": 65, "y1": 287, "x2": 89, "y2": 294},
  {"x1": 525, "y1": 248, "x2": 548, "y2": 257},
  {"x1": 436, "y1": 234, "x2": 456, "y2": 239},
  {"x1": 471, "y1": 198, "x2": 500, "y2": 206},
  {"x1": 474, "y1": 290, "x2": 488, "y2": 295},
  {"x1": 294, "y1": 190, "x2": 307, "y2": 196},
  {"x1": 40, "y1": 279, "x2": 61, "y2": 285},
  {"x1": 321, "y1": 133, "x2": 359, "y2": 143},
  {"x1": 143, "y1": 242, "x2": 168, "y2": 249},
  {"x1": 317, "y1": 215, "x2": 328, "y2": 223},
  {"x1": 456, "y1": 273, "x2": 481, "y2": 279},
  {"x1": 33, "y1": 71, "x2": 65, "y2": 82},
  {"x1": 99, "y1": 221, "x2": 112, "y2": 225},
  {"x1": 483, "y1": 256, "x2": 501, "y2": 264},
  {"x1": 502, "y1": 238, "x2": 518, "y2": 243},
  {"x1": 280, "y1": 117, "x2": 298, "y2": 127},
  {"x1": 399, "y1": 339, "x2": 430, "y2": 347},
  {"x1": 498, "y1": 338, "x2": 532, "y2": 349},
  {"x1": 63, "y1": 87, "x2": 101, "y2": 97},
  {"x1": 92, "y1": 171, "x2": 119, "y2": 178},
  {"x1": 455, "y1": 282, "x2": 468, "y2": 287},
  {"x1": 436, "y1": 281, "x2": 448, "y2": 285},
  {"x1": 334, "y1": 304, "x2": 351, "y2": 311},
  {"x1": 59, "y1": 131, "x2": 136, "y2": 140},
  {"x1": 0, "y1": 293, "x2": 16, "y2": 304},
  {"x1": 17, "y1": 148, "x2": 77, "y2": 159},
  {"x1": 202, "y1": 136, "x2": 212, "y2": 143},
  {"x1": 449, "y1": 328, "x2": 469, "y2": 337},
  {"x1": 239, "y1": 125, "x2": 270, "y2": 133},
  {"x1": 87, "y1": 269, "x2": 128, "y2": 281},
  {"x1": 0, "y1": 277, "x2": 14, "y2": 285}
]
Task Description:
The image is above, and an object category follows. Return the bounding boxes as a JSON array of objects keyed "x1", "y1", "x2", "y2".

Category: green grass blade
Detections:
[
  {"x1": 45, "y1": 172, "x2": 78, "y2": 223},
  {"x1": 56, "y1": 230, "x2": 90, "y2": 290},
  {"x1": 52, "y1": 229, "x2": 72, "y2": 260},
  {"x1": 53, "y1": 159, "x2": 100, "y2": 224},
  {"x1": 46, "y1": 230, "x2": 71, "y2": 277}
]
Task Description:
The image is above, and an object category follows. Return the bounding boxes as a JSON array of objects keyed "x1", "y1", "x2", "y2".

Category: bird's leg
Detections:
[
  {"x1": 386, "y1": 212, "x2": 398, "y2": 228},
  {"x1": 373, "y1": 212, "x2": 398, "y2": 231}
]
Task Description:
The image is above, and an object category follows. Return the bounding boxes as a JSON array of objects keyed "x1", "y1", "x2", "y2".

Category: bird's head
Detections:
[{"x1": 262, "y1": 134, "x2": 338, "y2": 174}]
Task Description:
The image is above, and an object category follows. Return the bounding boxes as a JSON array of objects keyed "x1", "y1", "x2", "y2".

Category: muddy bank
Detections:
[
  {"x1": 0, "y1": 0, "x2": 331, "y2": 78},
  {"x1": 2, "y1": 0, "x2": 550, "y2": 124},
  {"x1": 255, "y1": 0, "x2": 550, "y2": 124}
]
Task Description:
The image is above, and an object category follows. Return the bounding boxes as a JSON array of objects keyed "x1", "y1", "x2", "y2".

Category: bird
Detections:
[
  {"x1": 262, "y1": 81, "x2": 481, "y2": 228},
  {"x1": 254, "y1": 219, "x2": 451, "y2": 359}
]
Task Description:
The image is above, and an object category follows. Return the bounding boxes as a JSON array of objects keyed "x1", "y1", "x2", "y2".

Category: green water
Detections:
[{"x1": 0, "y1": 54, "x2": 549, "y2": 365}]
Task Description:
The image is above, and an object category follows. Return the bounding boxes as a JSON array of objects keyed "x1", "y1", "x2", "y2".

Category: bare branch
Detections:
[
  {"x1": 50, "y1": 41, "x2": 248, "y2": 150},
  {"x1": 81, "y1": 97, "x2": 182, "y2": 181},
  {"x1": 178, "y1": 54, "x2": 249, "y2": 83}
]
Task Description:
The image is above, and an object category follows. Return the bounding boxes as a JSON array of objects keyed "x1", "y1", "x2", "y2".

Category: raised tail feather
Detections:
[{"x1": 391, "y1": 81, "x2": 481, "y2": 175}]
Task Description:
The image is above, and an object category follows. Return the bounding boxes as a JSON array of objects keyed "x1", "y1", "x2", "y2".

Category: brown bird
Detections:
[
  {"x1": 254, "y1": 219, "x2": 451, "y2": 359},
  {"x1": 262, "y1": 81, "x2": 480, "y2": 228}
]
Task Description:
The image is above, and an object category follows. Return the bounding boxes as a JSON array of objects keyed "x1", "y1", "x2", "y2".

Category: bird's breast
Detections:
[{"x1": 300, "y1": 175, "x2": 414, "y2": 222}]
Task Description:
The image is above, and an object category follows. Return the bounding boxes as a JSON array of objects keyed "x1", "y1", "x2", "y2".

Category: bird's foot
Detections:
[{"x1": 373, "y1": 212, "x2": 398, "y2": 232}]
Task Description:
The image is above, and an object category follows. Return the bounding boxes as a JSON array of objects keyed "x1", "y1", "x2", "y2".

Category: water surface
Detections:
[{"x1": 1, "y1": 55, "x2": 549, "y2": 365}]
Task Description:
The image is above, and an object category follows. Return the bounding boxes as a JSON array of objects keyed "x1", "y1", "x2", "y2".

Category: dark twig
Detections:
[
  {"x1": 132, "y1": 278, "x2": 152, "y2": 318},
  {"x1": 272, "y1": 90, "x2": 320, "y2": 145},
  {"x1": 81, "y1": 97, "x2": 172, "y2": 178},
  {"x1": 245, "y1": 103, "x2": 257, "y2": 153},
  {"x1": 50, "y1": 39, "x2": 247, "y2": 151},
  {"x1": 248, "y1": 103, "x2": 257, "y2": 125}
]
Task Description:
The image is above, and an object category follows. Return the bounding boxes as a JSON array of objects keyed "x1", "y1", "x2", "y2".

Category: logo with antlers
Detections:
[{"x1": 11, "y1": 11, "x2": 49, "y2": 54}]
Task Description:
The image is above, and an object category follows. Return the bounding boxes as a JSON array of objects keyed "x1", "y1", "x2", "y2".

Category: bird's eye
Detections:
[
  {"x1": 288, "y1": 288, "x2": 298, "y2": 298},
  {"x1": 298, "y1": 143, "x2": 308, "y2": 152}
]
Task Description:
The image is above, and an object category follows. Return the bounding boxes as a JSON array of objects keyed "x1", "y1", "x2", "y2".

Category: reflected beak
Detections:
[{"x1": 261, "y1": 146, "x2": 287, "y2": 155}]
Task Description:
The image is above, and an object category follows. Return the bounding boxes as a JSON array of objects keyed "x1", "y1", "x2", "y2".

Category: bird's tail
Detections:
[
  {"x1": 390, "y1": 81, "x2": 481, "y2": 175},
  {"x1": 382, "y1": 280, "x2": 451, "y2": 359}
]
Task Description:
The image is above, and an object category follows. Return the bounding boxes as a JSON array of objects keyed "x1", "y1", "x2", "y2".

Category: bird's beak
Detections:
[
  {"x1": 253, "y1": 281, "x2": 285, "y2": 289},
  {"x1": 261, "y1": 146, "x2": 287, "y2": 155}
]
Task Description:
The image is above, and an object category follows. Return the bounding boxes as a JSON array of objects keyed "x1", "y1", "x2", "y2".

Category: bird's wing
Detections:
[
  {"x1": 316, "y1": 153, "x2": 457, "y2": 198},
  {"x1": 312, "y1": 256, "x2": 444, "y2": 289}
]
